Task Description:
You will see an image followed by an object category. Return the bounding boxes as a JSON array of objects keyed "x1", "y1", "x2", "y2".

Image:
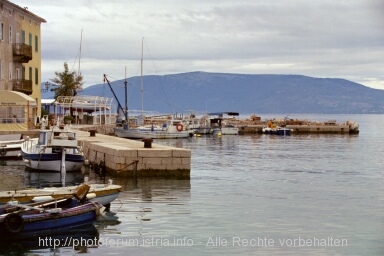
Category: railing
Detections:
[
  {"x1": 12, "y1": 43, "x2": 32, "y2": 63},
  {"x1": 12, "y1": 79, "x2": 33, "y2": 95},
  {"x1": 0, "y1": 117, "x2": 25, "y2": 124},
  {"x1": 22, "y1": 138, "x2": 38, "y2": 152}
]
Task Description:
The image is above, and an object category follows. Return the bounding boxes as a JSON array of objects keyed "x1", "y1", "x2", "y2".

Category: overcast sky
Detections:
[{"x1": 15, "y1": 0, "x2": 384, "y2": 89}]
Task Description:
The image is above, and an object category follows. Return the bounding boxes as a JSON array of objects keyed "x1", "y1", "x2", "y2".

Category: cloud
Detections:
[{"x1": 14, "y1": 0, "x2": 384, "y2": 89}]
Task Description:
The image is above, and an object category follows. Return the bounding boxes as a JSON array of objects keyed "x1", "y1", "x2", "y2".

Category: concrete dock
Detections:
[
  {"x1": 74, "y1": 129, "x2": 191, "y2": 178},
  {"x1": 239, "y1": 123, "x2": 355, "y2": 134},
  {"x1": 0, "y1": 125, "x2": 191, "y2": 178}
]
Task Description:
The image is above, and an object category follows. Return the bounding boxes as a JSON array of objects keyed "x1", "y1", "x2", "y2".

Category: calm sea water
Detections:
[{"x1": 0, "y1": 114, "x2": 383, "y2": 255}]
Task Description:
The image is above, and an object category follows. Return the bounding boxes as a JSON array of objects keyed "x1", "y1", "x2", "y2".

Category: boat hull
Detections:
[
  {"x1": 0, "y1": 143, "x2": 22, "y2": 158},
  {"x1": 276, "y1": 128, "x2": 291, "y2": 136},
  {"x1": 193, "y1": 127, "x2": 213, "y2": 135},
  {"x1": 221, "y1": 127, "x2": 239, "y2": 135},
  {"x1": 0, "y1": 200, "x2": 101, "y2": 234},
  {"x1": 21, "y1": 151, "x2": 84, "y2": 172},
  {"x1": 262, "y1": 127, "x2": 291, "y2": 136},
  {"x1": 0, "y1": 134, "x2": 31, "y2": 159},
  {"x1": 114, "y1": 128, "x2": 193, "y2": 139}
]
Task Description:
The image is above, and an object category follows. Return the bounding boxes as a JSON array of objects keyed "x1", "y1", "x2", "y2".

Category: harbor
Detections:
[{"x1": 0, "y1": 114, "x2": 359, "y2": 178}]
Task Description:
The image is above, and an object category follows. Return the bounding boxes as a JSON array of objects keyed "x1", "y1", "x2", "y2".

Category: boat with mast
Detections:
[{"x1": 110, "y1": 38, "x2": 193, "y2": 139}]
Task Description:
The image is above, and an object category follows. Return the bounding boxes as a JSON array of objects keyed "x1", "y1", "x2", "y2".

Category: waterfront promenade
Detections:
[{"x1": 0, "y1": 124, "x2": 191, "y2": 178}]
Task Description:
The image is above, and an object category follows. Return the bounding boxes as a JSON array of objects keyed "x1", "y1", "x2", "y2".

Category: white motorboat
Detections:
[
  {"x1": 208, "y1": 112, "x2": 240, "y2": 135},
  {"x1": 21, "y1": 125, "x2": 84, "y2": 172}
]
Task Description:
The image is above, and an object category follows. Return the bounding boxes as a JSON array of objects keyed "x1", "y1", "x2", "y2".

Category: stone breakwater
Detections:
[{"x1": 236, "y1": 116, "x2": 359, "y2": 134}]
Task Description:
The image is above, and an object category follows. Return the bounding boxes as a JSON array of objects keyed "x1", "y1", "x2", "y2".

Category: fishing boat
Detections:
[
  {"x1": 208, "y1": 112, "x2": 240, "y2": 135},
  {"x1": 20, "y1": 124, "x2": 84, "y2": 172},
  {"x1": 104, "y1": 38, "x2": 193, "y2": 139},
  {"x1": 0, "y1": 184, "x2": 103, "y2": 234},
  {"x1": 114, "y1": 118, "x2": 194, "y2": 139},
  {"x1": 262, "y1": 120, "x2": 292, "y2": 136},
  {"x1": 185, "y1": 115, "x2": 213, "y2": 135},
  {"x1": 0, "y1": 181, "x2": 122, "y2": 207}
]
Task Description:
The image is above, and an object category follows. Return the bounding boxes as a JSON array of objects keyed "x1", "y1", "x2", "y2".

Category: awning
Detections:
[{"x1": 0, "y1": 90, "x2": 37, "y2": 106}]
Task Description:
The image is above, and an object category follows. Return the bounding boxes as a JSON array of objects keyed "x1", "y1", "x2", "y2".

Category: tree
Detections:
[
  {"x1": 50, "y1": 62, "x2": 83, "y2": 99},
  {"x1": 50, "y1": 62, "x2": 84, "y2": 118}
]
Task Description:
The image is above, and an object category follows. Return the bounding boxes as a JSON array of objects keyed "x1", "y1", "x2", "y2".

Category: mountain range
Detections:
[{"x1": 43, "y1": 72, "x2": 384, "y2": 114}]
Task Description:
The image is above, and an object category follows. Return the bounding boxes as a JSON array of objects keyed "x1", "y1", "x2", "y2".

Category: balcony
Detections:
[
  {"x1": 12, "y1": 43, "x2": 32, "y2": 63},
  {"x1": 12, "y1": 79, "x2": 33, "y2": 95}
]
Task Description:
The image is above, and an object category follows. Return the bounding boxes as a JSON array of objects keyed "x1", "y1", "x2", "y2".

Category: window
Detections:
[
  {"x1": 9, "y1": 62, "x2": 12, "y2": 80},
  {"x1": 35, "y1": 67, "x2": 38, "y2": 85},
  {"x1": 9, "y1": 25, "x2": 12, "y2": 43},
  {"x1": 35, "y1": 35, "x2": 38, "y2": 52},
  {"x1": 0, "y1": 23, "x2": 3, "y2": 40},
  {"x1": 28, "y1": 33, "x2": 32, "y2": 46},
  {"x1": 0, "y1": 60, "x2": 3, "y2": 79},
  {"x1": 22, "y1": 30, "x2": 25, "y2": 43},
  {"x1": 22, "y1": 66, "x2": 25, "y2": 79},
  {"x1": 29, "y1": 67, "x2": 32, "y2": 81}
]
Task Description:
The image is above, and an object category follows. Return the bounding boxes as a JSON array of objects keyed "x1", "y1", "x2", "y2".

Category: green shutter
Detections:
[
  {"x1": 35, "y1": 35, "x2": 38, "y2": 52},
  {"x1": 35, "y1": 68, "x2": 38, "y2": 85}
]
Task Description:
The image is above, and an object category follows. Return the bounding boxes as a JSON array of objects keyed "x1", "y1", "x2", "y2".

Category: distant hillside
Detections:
[{"x1": 43, "y1": 72, "x2": 384, "y2": 114}]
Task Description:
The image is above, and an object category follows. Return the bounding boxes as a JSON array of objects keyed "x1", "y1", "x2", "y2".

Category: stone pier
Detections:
[{"x1": 75, "y1": 129, "x2": 191, "y2": 178}]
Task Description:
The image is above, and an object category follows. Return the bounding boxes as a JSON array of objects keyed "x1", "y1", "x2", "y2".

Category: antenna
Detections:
[
  {"x1": 125, "y1": 66, "x2": 128, "y2": 124},
  {"x1": 78, "y1": 29, "x2": 83, "y2": 76},
  {"x1": 141, "y1": 37, "x2": 144, "y2": 125}
]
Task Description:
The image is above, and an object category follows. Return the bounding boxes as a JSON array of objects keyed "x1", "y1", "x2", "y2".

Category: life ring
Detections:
[
  {"x1": 176, "y1": 124, "x2": 183, "y2": 132},
  {"x1": 4, "y1": 213, "x2": 24, "y2": 234},
  {"x1": 0, "y1": 148, "x2": 6, "y2": 156}
]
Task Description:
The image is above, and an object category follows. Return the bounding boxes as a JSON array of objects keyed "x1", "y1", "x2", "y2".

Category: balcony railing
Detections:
[
  {"x1": 12, "y1": 79, "x2": 33, "y2": 95},
  {"x1": 12, "y1": 43, "x2": 32, "y2": 63}
]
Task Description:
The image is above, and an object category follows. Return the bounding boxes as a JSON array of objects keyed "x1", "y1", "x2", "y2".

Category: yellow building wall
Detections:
[
  {"x1": 0, "y1": 1, "x2": 46, "y2": 125},
  {"x1": 21, "y1": 19, "x2": 43, "y2": 117}
]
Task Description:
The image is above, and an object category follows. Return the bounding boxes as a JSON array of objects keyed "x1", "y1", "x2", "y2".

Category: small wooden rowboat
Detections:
[
  {"x1": 0, "y1": 182, "x2": 122, "y2": 208},
  {"x1": 0, "y1": 184, "x2": 103, "y2": 234}
]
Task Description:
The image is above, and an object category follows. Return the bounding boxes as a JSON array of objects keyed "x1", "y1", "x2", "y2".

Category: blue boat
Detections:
[{"x1": 0, "y1": 184, "x2": 102, "y2": 234}]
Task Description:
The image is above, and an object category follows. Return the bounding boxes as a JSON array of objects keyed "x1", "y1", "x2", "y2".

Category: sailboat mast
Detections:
[
  {"x1": 141, "y1": 37, "x2": 144, "y2": 125},
  {"x1": 124, "y1": 66, "x2": 128, "y2": 123},
  {"x1": 78, "y1": 29, "x2": 83, "y2": 76}
]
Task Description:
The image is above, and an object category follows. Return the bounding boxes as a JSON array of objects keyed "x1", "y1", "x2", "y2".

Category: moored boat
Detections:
[
  {"x1": 0, "y1": 181, "x2": 122, "y2": 207},
  {"x1": 0, "y1": 134, "x2": 34, "y2": 159},
  {"x1": 20, "y1": 125, "x2": 84, "y2": 172},
  {"x1": 114, "y1": 119, "x2": 194, "y2": 139},
  {"x1": 208, "y1": 112, "x2": 240, "y2": 135},
  {"x1": 262, "y1": 123, "x2": 292, "y2": 136},
  {"x1": 0, "y1": 184, "x2": 103, "y2": 234}
]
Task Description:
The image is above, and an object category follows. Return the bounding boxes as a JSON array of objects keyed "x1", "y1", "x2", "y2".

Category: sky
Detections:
[{"x1": 14, "y1": 0, "x2": 384, "y2": 89}]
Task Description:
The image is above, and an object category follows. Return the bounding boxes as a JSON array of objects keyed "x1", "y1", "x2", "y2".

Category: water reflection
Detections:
[
  {"x1": 0, "y1": 223, "x2": 99, "y2": 254},
  {"x1": 23, "y1": 170, "x2": 84, "y2": 188},
  {"x1": 107, "y1": 177, "x2": 191, "y2": 238}
]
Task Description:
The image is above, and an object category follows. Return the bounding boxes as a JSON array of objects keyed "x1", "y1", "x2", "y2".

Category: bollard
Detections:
[
  {"x1": 88, "y1": 130, "x2": 97, "y2": 137},
  {"x1": 142, "y1": 138, "x2": 153, "y2": 148}
]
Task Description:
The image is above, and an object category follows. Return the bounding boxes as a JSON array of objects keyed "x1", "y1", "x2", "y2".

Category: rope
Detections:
[{"x1": 116, "y1": 160, "x2": 139, "y2": 173}]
